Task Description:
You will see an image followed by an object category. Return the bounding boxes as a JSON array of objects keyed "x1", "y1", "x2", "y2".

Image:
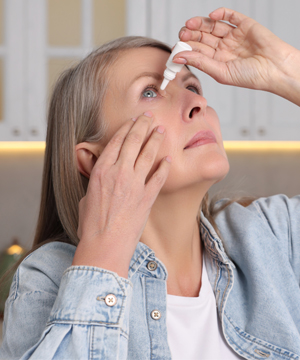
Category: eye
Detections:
[
  {"x1": 186, "y1": 85, "x2": 201, "y2": 95},
  {"x1": 142, "y1": 86, "x2": 158, "y2": 98}
]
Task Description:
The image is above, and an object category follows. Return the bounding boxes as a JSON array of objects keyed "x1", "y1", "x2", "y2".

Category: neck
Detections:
[{"x1": 140, "y1": 184, "x2": 209, "y2": 297}]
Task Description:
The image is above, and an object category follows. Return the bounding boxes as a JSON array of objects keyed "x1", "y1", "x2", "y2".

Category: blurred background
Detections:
[
  {"x1": 0, "y1": 2, "x2": 300, "y2": 340},
  {"x1": 0, "y1": 0, "x2": 299, "y2": 344}
]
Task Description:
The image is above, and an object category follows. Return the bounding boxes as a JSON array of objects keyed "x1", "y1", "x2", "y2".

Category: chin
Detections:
[
  {"x1": 201, "y1": 152, "x2": 230, "y2": 183},
  {"x1": 161, "y1": 152, "x2": 230, "y2": 194}
]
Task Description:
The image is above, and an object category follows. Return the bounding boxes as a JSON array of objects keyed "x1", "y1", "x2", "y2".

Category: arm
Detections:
[
  {"x1": 1, "y1": 112, "x2": 170, "y2": 359},
  {"x1": 174, "y1": 7, "x2": 300, "y2": 106},
  {"x1": 0, "y1": 247, "x2": 132, "y2": 360}
]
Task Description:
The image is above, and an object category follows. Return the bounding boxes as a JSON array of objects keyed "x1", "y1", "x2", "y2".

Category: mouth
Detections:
[{"x1": 184, "y1": 130, "x2": 217, "y2": 149}]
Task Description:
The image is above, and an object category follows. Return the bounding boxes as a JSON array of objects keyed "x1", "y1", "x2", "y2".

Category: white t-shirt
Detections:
[{"x1": 166, "y1": 257, "x2": 243, "y2": 360}]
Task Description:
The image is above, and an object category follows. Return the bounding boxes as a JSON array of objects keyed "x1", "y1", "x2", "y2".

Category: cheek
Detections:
[{"x1": 206, "y1": 107, "x2": 222, "y2": 134}]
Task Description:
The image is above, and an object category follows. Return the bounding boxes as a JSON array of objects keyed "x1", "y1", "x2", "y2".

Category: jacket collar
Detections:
[{"x1": 127, "y1": 212, "x2": 234, "y2": 280}]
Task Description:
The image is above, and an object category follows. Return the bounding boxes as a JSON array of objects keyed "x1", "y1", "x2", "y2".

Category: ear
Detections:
[{"x1": 75, "y1": 142, "x2": 102, "y2": 179}]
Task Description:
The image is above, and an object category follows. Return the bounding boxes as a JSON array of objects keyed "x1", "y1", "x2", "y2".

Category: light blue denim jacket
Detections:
[{"x1": 1, "y1": 194, "x2": 300, "y2": 360}]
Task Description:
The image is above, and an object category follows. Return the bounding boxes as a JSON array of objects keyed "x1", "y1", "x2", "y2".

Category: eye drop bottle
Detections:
[{"x1": 160, "y1": 41, "x2": 192, "y2": 90}]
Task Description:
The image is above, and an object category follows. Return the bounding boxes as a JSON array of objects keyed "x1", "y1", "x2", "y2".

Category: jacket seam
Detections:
[
  {"x1": 220, "y1": 265, "x2": 231, "y2": 312},
  {"x1": 89, "y1": 325, "x2": 94, "y2": 360},
  {"x1": 46, "y1": 319, "x2": 126, "y2": 330},
  {"x1": 145, "y1": 278, "x2": 154, "y2": 360},
  {"x1": 63, "y1": 267, "x2": 133, "y2": 290},
  {"x1": 225, "y1": 312, "x2": 299, "y2": 359},
  {"x1": 129, "y1": 247, "x2": 153, "y2": 274}
]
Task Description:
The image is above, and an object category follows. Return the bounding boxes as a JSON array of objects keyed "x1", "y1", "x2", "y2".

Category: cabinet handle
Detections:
[
  {"x1": 240, "y1": 128, "x2": 249, "y2": 136},
  {"x1": 12, "y1": 128, "x2": 21, "y2": 136},
  {"x1": 257, "y1": 128, "x2": 266, "y2": 136},
  {"x1": 31, "y1": 128, "x2": 39, "y2": 136}
]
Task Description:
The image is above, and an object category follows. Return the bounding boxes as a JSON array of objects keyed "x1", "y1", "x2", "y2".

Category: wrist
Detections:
[
  {"x1": 72, "y1": 237, "x2": 134, "y2": 279},
  {"x1": 269, "y1": 45, "x2": 300, "y2": 106}
]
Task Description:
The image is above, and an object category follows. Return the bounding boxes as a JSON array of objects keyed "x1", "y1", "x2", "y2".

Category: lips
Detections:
[{"x1": 184, "y1": 130, "x2": 217, "y2": 149}]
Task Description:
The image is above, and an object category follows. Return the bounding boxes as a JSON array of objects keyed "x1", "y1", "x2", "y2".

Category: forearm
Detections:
[{"x1": 0, "y1": 265, "x2": 133, "y2": 360}]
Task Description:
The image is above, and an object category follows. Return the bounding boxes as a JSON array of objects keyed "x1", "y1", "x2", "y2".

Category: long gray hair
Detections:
[{"x1": 34, "y1": 36, "x2": 175, "y2": 248}]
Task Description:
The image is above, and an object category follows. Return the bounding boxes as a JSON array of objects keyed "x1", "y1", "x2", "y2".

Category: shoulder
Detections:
[
  {"x1": 11, "y1": 241, "x2": 76, "y2": 298},
  {"x1": 215, "y1": 194, "x2": 300, "y2": 231},
  {"x1": 214, "y1": 194, "x2": 300, "y2": 261}
]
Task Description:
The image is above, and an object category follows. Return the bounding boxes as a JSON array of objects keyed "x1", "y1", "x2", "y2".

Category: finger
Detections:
[
  {"x1": 179, "y1": 28, "x2": 202, "y2": 42},
  {"x1": 200, "y1": 32, "x2": 221, "y2": 50},
  {"x1": 134, "y1": 125, "x2": 166, "y2": 177},
  {"x1": 116, "y1": 112, "x2": 154, "y2": 167},
  {"x1": 208, "y1": 7, "x2": 249, "y2": 27},
  {"x1": 96, "y1": 118, "x2": 136, "y2": 167},
  {"x1": 144, "y1": 155, "x2": 171, "y2": 204},
  {"x1": 173, "y1": 51, "x2": 233, "y2": 85},
  {"x1": 173, "y1": 45, "x2": 216, "y2": 62},
  {"x1": 185, "y1": 16, "x2": 235, "y2": 37}
]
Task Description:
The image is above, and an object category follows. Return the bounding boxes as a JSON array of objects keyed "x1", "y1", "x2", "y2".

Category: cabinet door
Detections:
[
  {"x1": 0, "y1": 0, "x2": 26, "y2": 140},
  {"x1": 126, "y1": 0, "x2": 300, "y2": 140},
  {"x1": 0, "y1": 0, "x2": 125, "y2": 141},
  {"x1": 253, "y1": 0, "x2": 300, "y2": 140}
]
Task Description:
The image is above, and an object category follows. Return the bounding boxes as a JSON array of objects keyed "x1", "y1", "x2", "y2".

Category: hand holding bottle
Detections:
[
  {"x1": 174, "y1": 7, "x2": 300, "y2": 105},
  {"x1": 72, "y1": 113, "x2": 171, "y2": 278}
]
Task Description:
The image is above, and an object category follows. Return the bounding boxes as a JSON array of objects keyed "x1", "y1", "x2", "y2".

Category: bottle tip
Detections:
[{"x1": 160, "y1": 78, "x2": 169, "y2": 90}]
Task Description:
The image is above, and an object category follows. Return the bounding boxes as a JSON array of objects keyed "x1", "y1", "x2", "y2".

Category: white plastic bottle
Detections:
[{"x1": 160, "y1": 41, "x2": 192, "y2": 90}]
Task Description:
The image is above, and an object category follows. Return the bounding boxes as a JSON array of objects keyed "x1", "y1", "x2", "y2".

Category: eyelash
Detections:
[{"x1": 141, "y1": 83, "x2": 202, "y2": 98}]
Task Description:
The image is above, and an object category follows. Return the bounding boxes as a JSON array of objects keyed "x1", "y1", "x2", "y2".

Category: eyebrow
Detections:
[
  {"x1": 130, "y1": 72, "x2": 163, "y2": 86},
  {"x1": 129, "y1": 70, "x2": 201, "y2": 87}
]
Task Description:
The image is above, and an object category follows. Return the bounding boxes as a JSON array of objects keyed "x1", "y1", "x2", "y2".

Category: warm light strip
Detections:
[
  {"x1": 0, "y1": 142, "x2": 45, "y2": 151},
  {"x1": 1, "y1": 141, "x2": 300, "y2": 152},
  {"x1": 224, "y1": 141, "x2": 300, "y2": 151}
]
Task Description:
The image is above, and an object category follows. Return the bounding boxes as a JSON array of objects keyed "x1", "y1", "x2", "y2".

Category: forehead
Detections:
[
  {"x1": 108, "y1": 47, "x2": 191, "y2": 86},
  {"x1": 113, "y1": 47, "x2": 170, "y2": 78}
]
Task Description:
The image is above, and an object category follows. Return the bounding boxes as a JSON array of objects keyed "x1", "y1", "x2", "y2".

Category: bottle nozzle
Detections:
[
  {"x1": 159, "y1": 41, "x2": 192, "y2": 91},
  {"x1": 160, "y1": 78, "x2": 170, "y2": 90}
]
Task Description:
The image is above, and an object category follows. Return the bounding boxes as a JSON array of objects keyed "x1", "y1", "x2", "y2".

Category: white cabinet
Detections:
[
  {"x1": 126, "y1": 0, "x2": 300, "y2": 140},
  {"x1": 0, "y1": 0, "x2": 94, "y2": 141}
]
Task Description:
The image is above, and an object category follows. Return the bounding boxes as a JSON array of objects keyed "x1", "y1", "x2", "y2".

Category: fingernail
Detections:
[
  {"x1": 179, "y1": 30, "x2": 185, "y2": 38},
  {"x1": 173, "y1": 57, "x2": 187, "y2": 64},
  {"x1": 144, "y1": 111, "x2": 153, "y2": 118},
  {"x1": 165, "y1": 156, "x2": 172, "y2": 163},
  {"x1": 132, "y1": 117, "x2": 137, "y2": 122},
  {"x1": 156, "y1": 126, "x2": 165, "y2": 134}
]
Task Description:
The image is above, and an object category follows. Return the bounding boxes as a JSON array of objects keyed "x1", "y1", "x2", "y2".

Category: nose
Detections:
[
  {"x1": 186, "y1": 94, "x2": 207, "y2": 121},
  {"x1": 189, "y1": 107, "x2": 200, "y2": 118}
]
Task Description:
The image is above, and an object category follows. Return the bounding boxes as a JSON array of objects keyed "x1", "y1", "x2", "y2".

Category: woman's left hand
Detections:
[{"x1": 174, "y1": 7, "x2": 300, "y2": 103}]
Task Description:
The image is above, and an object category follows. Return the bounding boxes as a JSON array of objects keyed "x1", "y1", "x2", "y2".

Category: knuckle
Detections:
[
  {"x1": 92, "y1": 166, "x2": 104, "y2": 179},
  {"x1": 152, "y1": 172, "x2": 165, "y2": 185},
  {"x1": 110, "y1": 134, "x2": 124, "y2": 146},
  {"x1": 140, "y1": 115, "x2": 152, "y2": 125},
  {"x1": 140, "y1": 150, "x2": 154, "y2": 163},
  {"x1": 127, "y1": 131, "x2": 143, "y2": 144}
]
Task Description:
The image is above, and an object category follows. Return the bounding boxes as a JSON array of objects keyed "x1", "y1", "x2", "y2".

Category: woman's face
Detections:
[{"x1": 101, "y1": 47, "x2": 229, "y2": 193}]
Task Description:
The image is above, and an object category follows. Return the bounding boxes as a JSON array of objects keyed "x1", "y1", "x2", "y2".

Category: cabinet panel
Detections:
[
  {"x1": 48, "y1": 0, "x2": 81, "y2": 47},
  {"x1": 0, "y1": 59, "x2": 3, "y2": 122},
  {"x1": 253, "y1": 0, "x2": 300, "y2": 140}
]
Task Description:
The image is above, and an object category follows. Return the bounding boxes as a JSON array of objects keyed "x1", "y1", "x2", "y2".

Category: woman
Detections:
[{"x1": 1, "y1": 7, "x2": 300, "y2": 360}]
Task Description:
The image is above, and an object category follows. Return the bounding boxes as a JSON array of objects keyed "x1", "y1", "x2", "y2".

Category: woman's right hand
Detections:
[{"x1": 72, "y1": 112, "x2": 171, "y2": 278}]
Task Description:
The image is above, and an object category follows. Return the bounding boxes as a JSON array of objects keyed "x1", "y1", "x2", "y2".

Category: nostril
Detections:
[{"x1": 189, "y1": 107, "x2": 200, "y2": 118}]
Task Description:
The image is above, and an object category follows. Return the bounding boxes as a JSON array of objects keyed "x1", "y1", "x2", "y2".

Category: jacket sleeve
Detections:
[
  {"x1": 251, "y1": 194, "x2": 300, "y2": 284},
  {"x1": 0, "y1": 244, "x2": 133, "y2": 360}
]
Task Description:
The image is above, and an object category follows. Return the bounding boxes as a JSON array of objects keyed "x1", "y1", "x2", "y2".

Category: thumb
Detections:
[{"x1": 173, "y1": 51, "x2": 231, "y2": 85}]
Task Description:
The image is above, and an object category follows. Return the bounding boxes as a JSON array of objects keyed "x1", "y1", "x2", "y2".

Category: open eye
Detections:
[{"x1": 142, "y1": 86, "x2": 158, "y2": 98}]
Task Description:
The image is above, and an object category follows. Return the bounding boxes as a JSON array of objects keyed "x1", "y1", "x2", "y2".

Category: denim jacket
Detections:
[{"x1": 1, "y1": 194, "x2": 300, "y2": 360}]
